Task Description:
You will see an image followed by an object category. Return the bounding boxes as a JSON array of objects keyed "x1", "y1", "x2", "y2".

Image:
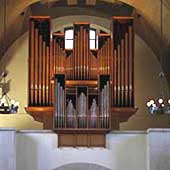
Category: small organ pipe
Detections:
[
  {"x1": 54, "y1": 80, "x2": 57, "y2": 127},
  {"x1": 53, "y1": 39, "x2": 56, "y2": 74},
  {"x1": 106, "y1": 81, "x2": 110, "y2": 128},
  {"x1": 121, "y1": 39, "x2": 125, "y2": 106},
  {"x1": 87, "y1": 28, "x2": 89, "y2": 80},
  {"x1": 42, "y1": 41, "x2": 46, "y2": 105},
  {"x1": 30, "y1": 21, "x2": 35, "y2": 105},
  {"x1": 125, "y1": 33, "x2": 128, "y2": 106},
  {"x1": 34, "y1": 28, "x2": 38, "y2": 105},
  {"x1": 57, "y1": 82, "x2": 60, "y2": 127},
  {"x1": 59, "y1": 84, "x2": 62, "y2": 127},
  {"x1": 114, "y1": 49, "x2": 117, "y2": 106},
  {"x1": 50, "y1": 41, "x2": 53, "y2": 106},
  {"x1": 117, "y1": 44, "x2": 121, "y2": 107},
  {"x1": 46, "y1": 46, "x2": 49, "y2": 105},
  {"x1": 129, "y1": 26, "x2": 132, "y2": 106},
  {"x1": 62, "y1": 89, "x2": 65, "y2": 127},
  {"x1": 55, "y1": 41, "x2": 58, "y2": 73},
  {"x1": 39, "y1": 35, "x2": 42, "y2": 104}
]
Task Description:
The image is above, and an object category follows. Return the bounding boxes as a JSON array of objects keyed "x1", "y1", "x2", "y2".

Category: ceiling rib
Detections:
[
  {"x1": 40, "y1": 0, "x2": 59, "y2": 7},
  {"x1": 86, "y1": 0, "x2": 96, "y2": 6},
  {"x1": 67, "y1": 0, "x2": 78, "y2": 5}
]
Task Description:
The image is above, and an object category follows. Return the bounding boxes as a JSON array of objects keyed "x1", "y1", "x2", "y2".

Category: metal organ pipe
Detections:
[
  {"x1": 55, "y1": 81, "x2": 65, "y2": 128},
  {"x1": 125, "y1": 33, "x2": 128, "y2": 106},
  {"x1": 30, "y1": 21, "x2": 35, "y2": 105},
  {"x1": 106, "y1": 81, "x2": 110, "y2": 128},
  {"x1": 57, "y1": 82, "x2": 60, "y2": 127},
  {"x1": 42, "y1": 41, "x2": 46, "y2": 105},
  {"x1": 59, "y1": 85, "x2": 62, "y2": 127},
  {"x1": 113, "y1": 47, "x2": 115, "y2": 107},
  {"x1": 39, "y1": 35, "x2": 42, "y2": 104},
  {"x1": 34, "y1": 28, "x2": 38, "y2": 105},
  {"x1": 47, "y1": 46, "x2": 50, "y2": 105},
  {"x1": 117, "y1": 44, "x2": 121, "y2": 107},
  {"x1": 129, "y1": 26, "x2": 132, "y2": 107},
  {"x1": 100, "y1": 81, "x2": 109, "y2": 128},
  {"x1": 121, "y1": 39, "x2": 125, "y2": 106},
  {"x1": 86, "y1": 27, "x2": 88, "y2": 79}
]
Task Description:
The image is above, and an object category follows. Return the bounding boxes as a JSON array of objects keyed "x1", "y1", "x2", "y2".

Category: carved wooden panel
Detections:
[{"x1": 58, "y1": 134, "x2": 105, "y2": 147}]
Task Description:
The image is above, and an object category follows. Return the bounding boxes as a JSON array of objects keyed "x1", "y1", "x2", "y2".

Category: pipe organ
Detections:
[{"x1": 27, "y1": 16, "x2": 137, "y2": 137}]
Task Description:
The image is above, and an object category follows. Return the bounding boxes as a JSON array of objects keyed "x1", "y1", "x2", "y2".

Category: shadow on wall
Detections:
[{"x1": 53, "y1": 163, "x2": 111, "y2": 170}]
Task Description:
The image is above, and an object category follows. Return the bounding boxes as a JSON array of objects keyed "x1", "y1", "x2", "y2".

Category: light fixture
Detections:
[
  {"x1": 146, "y1": 0, "x2": 170, "y2": 114},
  {"x1": 0, "y1": 0, "x2": 19, "y2": 114},
  {"x1": 0, "y1": 71, "x2": 19, "y2": 114},
  {"x1": 147, "y1": 97, "x2": 170, "y2": 114}
]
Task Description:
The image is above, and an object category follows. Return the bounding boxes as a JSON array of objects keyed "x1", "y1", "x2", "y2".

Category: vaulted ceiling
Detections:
[{"x1": 0, "y1": 0, "x2": 170, "y2": 85}]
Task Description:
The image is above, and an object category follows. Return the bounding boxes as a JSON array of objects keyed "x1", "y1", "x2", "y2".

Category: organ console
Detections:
[{"x1": 25, "y1": 16, "x2": 137, "y2": 147}]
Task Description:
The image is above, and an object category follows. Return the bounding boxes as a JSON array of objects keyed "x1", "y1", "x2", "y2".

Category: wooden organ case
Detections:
[{"x1": 26, "y1": 16, "x2": 137, "y2": 147}]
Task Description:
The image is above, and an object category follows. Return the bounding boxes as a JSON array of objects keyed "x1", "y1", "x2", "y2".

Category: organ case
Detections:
[
  {"x1": 26, "y1": 16, "x2": 137, "y2": 135},
  {"x1": 28, "y1": 16, "x2": 52, "y2": 107}
]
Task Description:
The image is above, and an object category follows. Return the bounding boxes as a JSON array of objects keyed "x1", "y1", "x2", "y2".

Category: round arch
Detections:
[
  {"x1": 13, "y1": 0, "x2": 165, "y2": 59},
  {"x1": 2, "y1": 0, "x2": 170, "y2": 86},
  {"x1": 52, "y1": 163, "x2": 111, "y2": 170},
  {"x1": 1, "y1": 0, "x2": 162, "y2": 61}
]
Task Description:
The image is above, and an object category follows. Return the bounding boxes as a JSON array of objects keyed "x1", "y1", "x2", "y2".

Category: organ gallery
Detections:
[{"x1": 25, "y1": 16, "x2": 137, "y2": 147}]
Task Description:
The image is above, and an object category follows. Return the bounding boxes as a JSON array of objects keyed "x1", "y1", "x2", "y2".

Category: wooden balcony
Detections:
[
  {"x1": 25, "y1": 106, "x2": 137, "y2": 131},
  {"x1": 25, "y1": 106, "x2": 137, "y2": 147}
]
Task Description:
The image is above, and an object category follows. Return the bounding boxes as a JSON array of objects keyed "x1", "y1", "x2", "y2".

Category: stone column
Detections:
[
  {"x1": 0, "y1": 128, "x2": 16, "y2": 170},
  {"x1": 147, "y1": 129, "x2": 170, "y2": 170}
]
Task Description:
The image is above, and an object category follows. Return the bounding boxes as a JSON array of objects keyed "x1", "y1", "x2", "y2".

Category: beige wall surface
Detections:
[
  {"x1": 1, "y1": 16, "x2": 170, "y2": 129},
  {"x1": 0, "y1": 114, "x2": 43, "y2": 130}
]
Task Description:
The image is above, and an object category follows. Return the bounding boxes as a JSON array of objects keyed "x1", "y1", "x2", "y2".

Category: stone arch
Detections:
[
  {"x1": 0, "y1": 0, "x2": 162, "y2": 61},
  {"x1": 52, "y1": 163, "x2": 111, "y2": 170}
]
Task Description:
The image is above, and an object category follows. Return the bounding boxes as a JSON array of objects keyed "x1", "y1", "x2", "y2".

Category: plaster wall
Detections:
[
  {"x1": 0, "y1": 129, "x2": 16, "y2": 170},
  {"x1": 15, "y1": 131, "x2": 146, "y2": 170},
  {"x1": 107, "y1": 132, "x2": 147, "y2": 170},
  {"x1": 147, "y1": 129, "x2": 170, "y2": 170},
  {"x1": 1, "y1": 129, "x2": 170, "y2": 170}
]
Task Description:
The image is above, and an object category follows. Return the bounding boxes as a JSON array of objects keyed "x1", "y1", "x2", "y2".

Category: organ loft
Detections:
[{"x1": 25, "y1": 16, "x2": 137, "y2": 147}]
